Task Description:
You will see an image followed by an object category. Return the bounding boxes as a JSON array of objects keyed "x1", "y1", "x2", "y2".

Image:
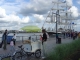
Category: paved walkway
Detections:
[
  {"x1": 45, "y1": 37, "x2": 74, "y2": 54},
  {"x1": 0, "y1": 37, "x2": 75, "y2": 60}
]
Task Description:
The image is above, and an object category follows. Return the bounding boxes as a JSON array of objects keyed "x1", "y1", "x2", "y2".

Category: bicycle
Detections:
[
  {"x1": 12, "y1": 45, "x2": 41, "y2": 60},
  {"x1": 12, "y1": 45, "x2": 27, "y2": 60}
]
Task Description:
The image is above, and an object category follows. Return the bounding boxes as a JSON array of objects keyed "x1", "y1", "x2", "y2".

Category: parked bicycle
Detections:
[{"x1": 12, "y1": 45, "x2": 41, "y2": 60}]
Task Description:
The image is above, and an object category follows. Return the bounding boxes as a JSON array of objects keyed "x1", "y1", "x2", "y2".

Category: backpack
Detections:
[
  {"x1": 46, "y1": 33, "x2": 49, "y2": 39},
  {"x1": 40, "y1": 33, "x2": 49, "y2": 42},
  {"x1": 43, "y1": 33, "x2": 47, "y2": 41}
]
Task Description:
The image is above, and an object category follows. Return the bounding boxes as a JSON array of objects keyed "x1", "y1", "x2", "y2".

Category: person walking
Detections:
[
  {"x1": 2, "y1": 29, "x2": 8, "y2": 50},
  {"x1": 12, "y1": 34, "x2": 16, "y2": 45},
  {"x1": 10, "y1": 39, "x2": 15, "y2": 53}
]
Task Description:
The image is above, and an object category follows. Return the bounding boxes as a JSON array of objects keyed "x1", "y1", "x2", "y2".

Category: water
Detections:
[{"x1": 0, "y1": 33, "x2": 42, "y2": 42}]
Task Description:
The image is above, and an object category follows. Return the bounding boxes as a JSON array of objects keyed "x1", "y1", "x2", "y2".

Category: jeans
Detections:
[
  {"x1": 3, "y1": 40, "x2": 7, "y2": 50},
  {"x1": 41, "y1": 41, "x2": 47, "y2": 57},
  {"x1": 10, "y1": 46, "x2": 15, "y2": 53}
]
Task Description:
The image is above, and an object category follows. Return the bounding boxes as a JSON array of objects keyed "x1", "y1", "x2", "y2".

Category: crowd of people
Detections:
[{"x1": 62, "y1": 31, "x2": 80, "y2": 40}]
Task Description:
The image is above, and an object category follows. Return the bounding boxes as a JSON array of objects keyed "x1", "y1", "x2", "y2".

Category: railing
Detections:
[
  {"x1": 16, "y1": 35, "x2": 41, "y2": 43},
  {"x1": 0, "y1": 35, "x2": 41, "y2": 43}
]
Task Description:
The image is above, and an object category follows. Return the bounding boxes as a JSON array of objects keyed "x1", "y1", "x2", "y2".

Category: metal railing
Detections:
[
  {"x1": 0, "y1": 35, "x2": 41, "y2": 43},
  {"x1": 16, "y1": 35, "x2": 41, "y2": 42}
]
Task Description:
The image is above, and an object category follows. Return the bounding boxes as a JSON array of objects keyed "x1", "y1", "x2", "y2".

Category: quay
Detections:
[{"x1": 0, "y1": 36, "x2": 74, "y2": 60}]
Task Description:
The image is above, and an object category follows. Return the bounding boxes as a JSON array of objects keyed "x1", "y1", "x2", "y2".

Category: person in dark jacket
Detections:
[
  {"x1": 42, "y1": 29, "x2": 47, "y2": 45},
  {"x1": 2, "y1": 29, "x2": 8, "y2": 50},
  {"x1": 41, "y1": 29, "x2": 47, "y2": 58}
]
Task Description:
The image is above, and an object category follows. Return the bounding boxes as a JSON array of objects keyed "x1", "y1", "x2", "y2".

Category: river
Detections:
[{"x1": 0, "y1": 33, "x2": 42, "y2": 42}]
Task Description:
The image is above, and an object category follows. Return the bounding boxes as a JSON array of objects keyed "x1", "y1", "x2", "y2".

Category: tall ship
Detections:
[{"x1": 42, "y1": 0, "x2": 76, "y2": 35}]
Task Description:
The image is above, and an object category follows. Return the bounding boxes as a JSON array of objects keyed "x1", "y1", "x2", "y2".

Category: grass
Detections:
[
  {"x1": 2, "y1": 57, "x2": 11, "y2": 60},
  {"x1": 47, "y1": 38, "x2": 80, "y2": 60}
]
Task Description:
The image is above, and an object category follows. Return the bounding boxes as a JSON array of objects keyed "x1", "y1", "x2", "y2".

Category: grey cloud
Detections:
[
  {"x1": 34, "y1": 17, "x2": 44, "y2": 23},
  {"x1": 0, "y1": 15, "x2": 5, "y2": 18},
  {"x1": 0, "y1": 21, "x2": 20, "y2": 27},
  {"x1": 0, "y1": 20, "x2": 9, "y2": 23},
  {"x1": 18, "y1": 0, "x2": 53, "y2": 16},
  {"x1": 35, "y1": 19, "x2": 42, "y2": 23},
  {"x1": 0, "y1": 23, "x2": 11, "y2": 27},
  {"x1": 18, "y1": 0, "x2": 73, "y2": 17},
  {"x1": 19, "y1": 6, "x2": 49, "y2": 16}
]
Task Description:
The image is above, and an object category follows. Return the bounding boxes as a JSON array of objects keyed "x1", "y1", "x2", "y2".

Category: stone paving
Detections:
[{"x1": 0, "y1": 37, "x2": 75, "y2": 60}]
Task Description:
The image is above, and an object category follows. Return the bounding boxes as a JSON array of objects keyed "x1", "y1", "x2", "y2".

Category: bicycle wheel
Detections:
[
  {"x1": 35, "y1": 50, "x2": 41, "y2": 58},
  {"x1": 22, "y1": 51, "x2": 28, "y2": 59},
  {"x1": 13, "y1": 52, "x2": 21, "y2": 60}
]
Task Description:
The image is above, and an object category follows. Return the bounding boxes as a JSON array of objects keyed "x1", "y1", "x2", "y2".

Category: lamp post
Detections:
[
  {"x1": 56, "y1": 10, "x2": 59, "y2": 43},
  {"x1": 52, "y1": 0, "x2": 64, "y2": 43},
  {"x1": 51, "y1": 11, "x2": 60, "y2": 43}
]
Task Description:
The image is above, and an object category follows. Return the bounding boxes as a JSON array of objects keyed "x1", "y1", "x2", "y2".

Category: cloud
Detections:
[
  {"x1": 0, "y1": 14, "x2": 30, "y2": 28},
  {"x1": 19, "y1": 0, "x2": 53, "y2": 16},
  {"x1": 1, "y1": 3, "x2": 20, "y2": 15},
  {"x1": 70, "y1": 6, "x2": 79, "y2": 17},
  {"x1": 21, "y1": 16, "x2": 31, "y2": 23},
  {"x1": 33, "y1": 14, "x2": 45, "y2": 23},
  {"x1": 66, "y1": 0, "x2": 73, "y2": 6},
  {"x1": 0, "y1": 7, "x2": 6, "y2": 18},
  {"x1": 0, "y1": 7, "x2": 31, "y2": 30},
  {"x1": 0, "y1": 0, "x2": 79, "y2": 31}
]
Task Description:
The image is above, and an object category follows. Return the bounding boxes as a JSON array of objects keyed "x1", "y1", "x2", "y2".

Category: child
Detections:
[{"x1": 10, "y1": 39, "x2": 15, "y2": 53}]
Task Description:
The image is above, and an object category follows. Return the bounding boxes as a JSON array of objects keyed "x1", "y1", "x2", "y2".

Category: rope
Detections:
[
  {"x1": 42, "y1": 9, "x2": 52, "y2": 28},
  {"x1": 42, "y1": 2, "x2": 57, "y2": 30}
]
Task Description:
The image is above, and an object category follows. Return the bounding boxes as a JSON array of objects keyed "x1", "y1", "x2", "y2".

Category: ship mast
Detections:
[
  {"x1": 61, "y1": 0, "x2": 76, "y2": 32},
  {"x1": 42, "y1": 0, "x2": 75, "y2": 32}
]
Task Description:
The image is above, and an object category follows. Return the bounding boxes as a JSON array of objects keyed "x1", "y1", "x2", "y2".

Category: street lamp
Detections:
[
  {"x1": 56, "y1": 10, "x2": 60, "y2": 43},
  {"x1": 52, "y1": 0, "x2": 65, "y2": 43}
]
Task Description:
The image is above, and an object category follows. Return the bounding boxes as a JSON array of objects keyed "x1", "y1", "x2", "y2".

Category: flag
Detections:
[{"x1": 72, "y1": 22, "x2": 74, "y2": 24}]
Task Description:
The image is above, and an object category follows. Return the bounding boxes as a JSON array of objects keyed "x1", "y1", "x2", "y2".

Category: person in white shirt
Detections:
[{"x1": 12, "y1": 34, "x2": 16, "y2": 45}]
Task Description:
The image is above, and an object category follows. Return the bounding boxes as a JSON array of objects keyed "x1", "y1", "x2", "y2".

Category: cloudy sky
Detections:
[{"x1": 0, "y1": 0, "x2": 80, "y2": 31}]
